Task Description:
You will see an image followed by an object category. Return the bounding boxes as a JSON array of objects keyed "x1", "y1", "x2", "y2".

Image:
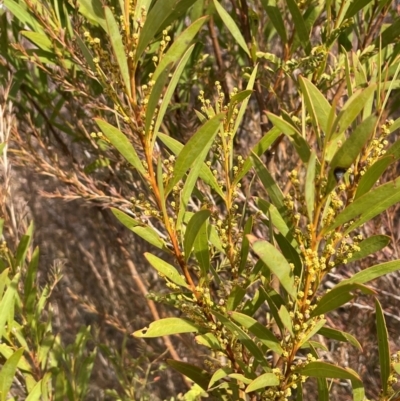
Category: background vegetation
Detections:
[{"x1": 1, "y1": 0, "x2": 400, "y2": 400}]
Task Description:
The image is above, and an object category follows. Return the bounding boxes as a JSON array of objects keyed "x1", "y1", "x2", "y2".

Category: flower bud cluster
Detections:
[{"x1": 130, "y1": 193, "x2": 160, "y2": 219}]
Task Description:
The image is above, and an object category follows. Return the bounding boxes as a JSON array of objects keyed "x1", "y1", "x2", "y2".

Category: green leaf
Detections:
[
  {"x1": 213, "y1": 0, "x2": 250, "y2": 57},
  {"x1": 76, "y1": 0, "x2": 106, "y2": 29},
  {"x1": 75, "y1": 34, "x2": 97, "y2": 73},
  {"x1": 375, "y1": 298, "x2": 390, "y2": 395},
  {"x1": 274, "y1": 233, "x2": 301, "y2": 277},
  {"x1": 15, "y1": 235, "x2": 31, "y2": 267},
  {"x1": 135, "y1": 0, "x2": 193, "y2": 61},
  {"x1": 239, "y1": 216, "x2": 253, "y2": 274},
  {"x1": 111, "y1": 208, "x2": 166, "y2": 250},
  {"x1": 355, "y1": 138, "x2": 400, "y2": 199},
  {"x1": 257, "y1": 199, "x2": 294, "y2": 243},
  {"x1": 234, "y1": 127, "x2": 280, "y2": 185},
  {"x1": 305, "y1": 151, "x2": 316, "y2": 220},
  {"x1": 322, "y1": 176, "x2": 400, "y2": 234},
  {"x1": 104, "y1": 7, "x2": 131, "y2": 98},
  {"x1": 145, "y1": 253, "x2": 188, "y2": 288},
  {"x1": 245, "y1": 373, "x2": 279, "y2": 393},
  {"x1": 208, "y1": 367, "x2": 232, "y2": 389},
  {"x1": 250, "y1": 238, "x2": 296, "y2": 299},
  {"x1": 153, "y1": 17, "x2": 207, "y2": 82},
  {"x1": 299, "y1": 76, "x2": 332, "y2": 135},
  {"x1": 318, "y1": 327, "x2": 362, "y2": 350},
  {"x1": 311, "y1": 283, "x2": 375, "y2": 317},
  {"x1": 226, "y1": 285, "x2": 246, "y2": 312},
  {"x1": 344, "y1": 0, "x2": 373, "y2": 20},
  {"x1": 133, "y1": 318, "x2": 199, "y2": 337},
  {"x1": 95, "y1": 119, "x2": 145, "y2": 175},
  {"x1": 260, "y1": 0, "x2": 287, "y2": 43},
  {"x1": 153, "y1": 44, "x2": 195, "y2": 141},
  {"x1": 25, "y1": 378, "x2": 43, "y2": 401},
  {"x1": 325, "y1": 115, "x2": 377, "y2": 194},
  {"x1": 4, "y1": 0, "x2": 45, "y2": 33},
  {"x1": 330, "y1": 85, "x2": 376, "y2": 140},
  {"x1": 286, "y1": 0, "x2": 311, "y2": 53},
  {"x1": 267, "y1": 112, "x2": 311, "y2": 162},
  {"x1": 300, "y1": 361, "x2": 361, "y2": 382},
  {"x1": 251, "y1": 153, "x2": 285, "y2": 211},
  {"x1": 279, "y1": 305, "x2": 294, "y2": 336},
  {"x1": 184, "y1": 210, "x2": 211, "y2": 262},
  {"x1": 213, "y1": 311, "x2": 271, "y2": 372},
  {"x1": 298, "y1": 319, "x2": 326, "y2": 348},
  {"x1": 193, "y1": 219, "x2": 210, "y2": 277},
  {"x1": 167, "y1": 360, "x2": 211, "y2": 390},
  {"x1": 0, "y1": 348, "x2": 24, "y2": 401},
  {"x1": 21, "y1": 31, "x2": 52, "y2": 51},
  {"x1": 374, "y1": 19, "x2": 400, "y2": 49},
  {"x1": 231, "y1": 312, "x2": 283, "y2": 355},
  {"x1": 145, "y1": 64, "x2": 172, "y2": 136},
  {"x1": 342, "y1": 260, "x2": 400, "y2": 286},
  {"x1": 195, "y1": 333, "x2": 222, "y2": 351},
  {"x1": 347, "y1": 235, "x2": 390, "y2": 262},
  {"x1": 166, "y1": 113, "x2": 224, "y2": 193},
  {"x1": 232, "y1": 67, "x2": 257, "y2": 136},
  {"x1": 0, "y1": 274, "x2": 19, "y2": 339},
  {"x1": 157, "y1": 132, "x2": 224, "y2": 198}
]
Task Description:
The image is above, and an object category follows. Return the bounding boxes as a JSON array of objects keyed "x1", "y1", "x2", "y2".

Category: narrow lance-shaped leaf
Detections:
[
  {"x1": 135, "y1": 0, "x2": 194, "y2": 61},
  {"x1": 300, "y1": 361, "x2": 362, "y2": 382},
  {"x1": 325, "y1": 115, "x2": 377, "y2": 194},
  {"x1": 318, "y1": 326, "x2": 362, "y2": 350},
  {"x1": 105, "y1": 7, "x2": 131, "y2": 98},
  {"x1": 322, "y1": 175, "x2": 400, "y2": 235},
  {"x1": 95, "y1": 119, "x2": 145, "y2": 175},
  {"x1": 305, "y1": 151, "x2": 316, "y2": 221},
  {"x1": 260, "y1": 0, "x2": 287, "y2": 43},
  {"x1": 145, "y1": 65, "x2": 171, "y2": 136},
  {"x1": 375, "y1": 298, "x2": 390, "y2": 396},
  {"x1": 145, "y1": 253, "x2": 189, "y2": 288},
  {"x1": 213, "y1": 311, "x2": 271, "y2": 372},
  {"x1": 152, "y1": 45, "x2": 195, "y2": 144},
  {"x1": 311, "y1": 283, "x2": 375, "y2": 317},
  {"x1": 233, "y1": 127, "x2": 280, "y2": 185},
  {"x1": 330, "y1": 85, "x2": 376, "y2": 141},
  {"x1": 0, "y1": 273, "x2": 20, "y2": 340},
  {"x1": 213, "y1": 0, "x2": 250, "y2": 56},
  {"x1": 0, "y1": 348, "x2": 25, "y2": 401},
  {"x1": 157, "y1": 132, "x2": 224, "y2": 199},
  {"x1": 251, "y1": 153, "x2": 285, "y2": 211},
  {"x1": 166, "y1": 113, "x2": 224, "y2": 193},
  {"x1": 133, "y1": 317, "x2": 199, "y2": 338},
  {"x1": 341, "y1": 260, "x2": 400, "y2": 286},
  {"x1": 231, "y1": 312, "x2": 284, "y2": 355},
  {"x1": 208, "y1": 367, "x2": 233, "y2": 389},
  {"x1": 355, "y1": 138, "x2": 400, "y2": 199},
  {"x1": 245, "y1": 373, "x2": 279, "y2": 393},
  {"x1": 299, "y1": 76, "x2": 332, "y2": 137},
  {"x1": 267, "y1": 112, "x2": 311, "y2": 162},
  {"x1": 111, "y1": 208, "x2": 166, "y2": 250},
  {"x1": 239, "y1": 216, "x2": 253, "y2": 274},
  {"x1": 184, "y1": 210, "x2": 211, "y2": 262},
  {"x1": 231, "y1": 66, "x2": 258, "y2": 136},
  {"x1": 249, "y1": 237, "x2": 297, "y2": 299},
  {"x1": 286, "y1": 0, "x2": 311, "y2": 54},
  {"x1": 193, "y1": 219, "x2": 210, "y2": 278},
  {"x1": 152, "y1": 17, "x2": 207, "y2": 82},
  {"x1": 348, "y1": 235, "x2": 390, "y2": 262},
  {"x1": 167, "y1": 360, "x2": 211, "y2": 390}
]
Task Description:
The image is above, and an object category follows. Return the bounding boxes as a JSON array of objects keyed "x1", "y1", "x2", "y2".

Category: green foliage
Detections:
[{"x1": 2, "y1": 0, "x2": 400, "y2": 400}]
